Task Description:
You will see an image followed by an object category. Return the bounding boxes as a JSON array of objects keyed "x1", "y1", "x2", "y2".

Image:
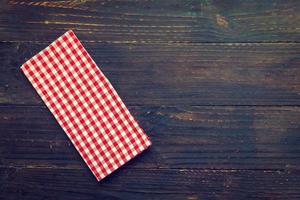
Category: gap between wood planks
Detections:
[{"x1": 1, "y1": 41, "x2": 300, "y2": 44}]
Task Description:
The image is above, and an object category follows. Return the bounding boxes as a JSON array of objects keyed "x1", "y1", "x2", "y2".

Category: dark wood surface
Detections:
[{"x1": 1, "y1": 0, "x2": 300, "y2": 199}]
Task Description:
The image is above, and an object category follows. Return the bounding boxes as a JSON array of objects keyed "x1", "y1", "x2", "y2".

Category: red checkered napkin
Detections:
[{"x1": 20, "y1": 30, "x2": 151, "y2": 181}]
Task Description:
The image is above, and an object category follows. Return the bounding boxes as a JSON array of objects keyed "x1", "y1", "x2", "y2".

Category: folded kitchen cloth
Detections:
[{"x1": 20, "y1": 30, "x2": 151, "y2": 181}]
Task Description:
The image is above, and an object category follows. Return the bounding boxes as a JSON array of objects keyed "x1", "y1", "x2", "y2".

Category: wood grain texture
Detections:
[
  {"x1": 1, "y1": 0, "x2": 300, "y2": 199},
  {"x1": 0, "y1": 0, "x2": 299, "y2": 43},
  {"x1": 1, "y1": 105, "x2": 300, "y2": 170},
  {"x1": 1, "y1": 167, "x2": 300, "y2": 200},
  {"x1": 1, "y1": 42, "x2": 300, "y2": 105}
]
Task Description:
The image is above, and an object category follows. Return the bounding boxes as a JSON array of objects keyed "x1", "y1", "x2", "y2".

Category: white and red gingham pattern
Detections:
[{"x1": 20, "y1": 30, "x2": 151, "y2": 181}]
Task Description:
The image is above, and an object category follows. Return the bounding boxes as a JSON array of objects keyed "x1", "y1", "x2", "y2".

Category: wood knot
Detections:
[{"x1": 216, "y1": 14, "x2": 229, "y2": 28}]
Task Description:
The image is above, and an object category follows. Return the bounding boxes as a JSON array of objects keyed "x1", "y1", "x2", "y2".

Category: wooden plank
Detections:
[
  {"x1": 1, "y1": 1, "x2": 300, "y2": 199},
  {"x1": 1, "y1": 167, "x2": 300, "y2": 200},
  {"x1": 1, "y1": 42, "x2": 300, "y2": 105},
  {"x1": 1, "y1": 105, "x2": 300, "y2": 170},
  {"x1": 0, "y1": 0, "x2": 300, "y2": 42}
]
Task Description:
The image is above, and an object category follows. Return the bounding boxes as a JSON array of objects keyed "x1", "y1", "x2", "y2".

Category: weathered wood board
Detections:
[{"x1": 1, "y1": 0, "x2": 300, "y2": 199}]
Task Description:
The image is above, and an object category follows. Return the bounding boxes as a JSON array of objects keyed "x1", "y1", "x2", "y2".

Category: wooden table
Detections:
[{"x1": 1, "y1": 1, "x2": 300, "y2": 199}]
